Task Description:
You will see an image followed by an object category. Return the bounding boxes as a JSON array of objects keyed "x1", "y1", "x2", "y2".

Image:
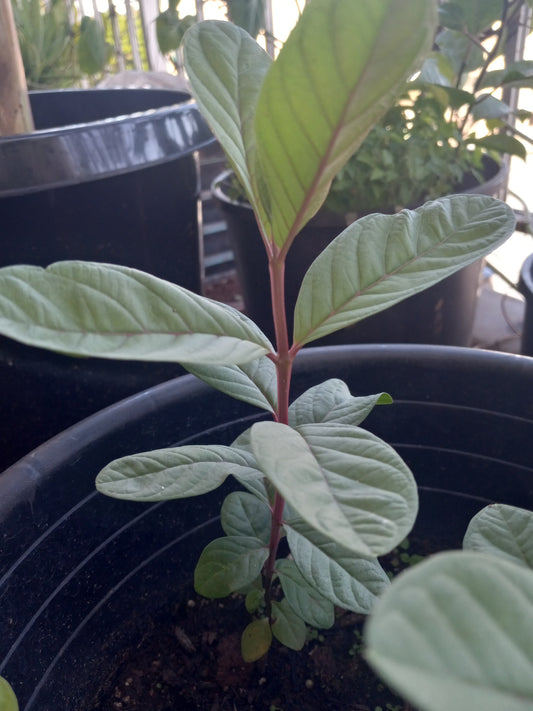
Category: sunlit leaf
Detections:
[
  {"x1": 253, "y1": 0, "x2": 437, "y2": 246},
  {"x1": 0, "y1": 262, "x2": 272, "y2": 364},
  {"x1": 194, "y1": 536, "x2": 268, "y2": 598},
  {"x1": 464, "y1": 504, "x2": 533, "y2": 569},
  {"x1": 365, "y1": 551, "x2": 533, "y2": 711},
  {"x1": 251, "y1": 421, "x2": 418, "y2": 557},
  {"x1": 183, "y1": 21, "x2": 271, "y2": 209},
  {"x1": 293, "y1": 195, "x2": 515, "y2": 346}
]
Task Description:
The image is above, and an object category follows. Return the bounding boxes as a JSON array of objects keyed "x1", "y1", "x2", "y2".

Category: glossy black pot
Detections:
[
  {"x1": 0, "y1": 89, "x2": 214, "y2": 468},
  {"x1": 214, "y1": 157, "x2": 507, "y2": 346},
  {"x1": 519, "y1": 252, "x2": 533, "y2": 356},
  {"x1": 0, "y1": 345, "x2": 532, "y2": 710}
]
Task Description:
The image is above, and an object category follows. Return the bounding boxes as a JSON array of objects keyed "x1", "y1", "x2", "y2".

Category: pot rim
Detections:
[
  {"x1": 0, "y1": 89, "x2": 214, "y2": 196},
  {"x1": 1, "y1": 343, "x2": 532, "y2": 492}
]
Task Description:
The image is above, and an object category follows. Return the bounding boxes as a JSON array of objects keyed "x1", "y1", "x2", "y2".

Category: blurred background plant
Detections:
[
  {"x1": 156, "y1": 0, "x2": 268, "y2": 72},
  {"x1": 326, "y1": 0, "x2": 533, "y2": 215},
  {"x1": 11, "y1": 0, "x2": 151, "y2": 88}
]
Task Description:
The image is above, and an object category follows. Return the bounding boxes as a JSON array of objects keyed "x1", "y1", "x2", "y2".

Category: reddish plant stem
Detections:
[{"x1": 263, "y1": 248, "x2": 294, "y2": 615}]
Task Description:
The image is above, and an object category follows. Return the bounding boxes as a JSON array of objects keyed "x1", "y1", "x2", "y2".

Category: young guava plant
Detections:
[
  {"x1": 0, "y1": 0, "x2": 517, "y2": 664},
  {"x1": 365, "y1": 503, "x2": 533, "y2": 711}
]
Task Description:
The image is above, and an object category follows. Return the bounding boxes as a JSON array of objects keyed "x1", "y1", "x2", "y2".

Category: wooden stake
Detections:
[{"x1": 0, "y1": 0, "x2": 35, "y2": 135}]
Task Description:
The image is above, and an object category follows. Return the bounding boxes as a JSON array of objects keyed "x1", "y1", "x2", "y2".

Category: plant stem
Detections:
[{"x1": 262, "y1": 247, "x2": 295, "y2": 616}]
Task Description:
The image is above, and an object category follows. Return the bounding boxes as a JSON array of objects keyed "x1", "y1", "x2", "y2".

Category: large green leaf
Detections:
[
  {"x1": 251, "y1": 421, "x2": 418, "y2": 557},
  {"x1": 253, "y1": 0, "x2": 437, "y2": 247},
  {"x1": 276, "y1": 558, "x2": 335, "y2": 630},
  {"x1": 285, "y1": 523, "x2": 390, "y2": 613},
  {"x1": 0, "y1": 262, "x2": 272, "y2": 364},
  {"x1": 185, "y1": 357, "x2": 277, "y2": 414},
  {"x1": 365, "y1": 551, "x2": 533, "y2": 711},
  {"x1": 95, "y1": 445, "x2": 260, "y2": 501},
  {"x1": 293, "y1": 195, "x2": 515, "y2": 346},
  {"x1": 183, "y1": 21, "x2": 271, "y2": 210},
  {"x1": 288, "y1": 379, "x2": 391, "y2": 428},
  {"x1": 464, "y1": 504, "x2": 533, "y2": 569},
  {"x1": 194, "y1": 536, "x2": 268, "y2": 598}
]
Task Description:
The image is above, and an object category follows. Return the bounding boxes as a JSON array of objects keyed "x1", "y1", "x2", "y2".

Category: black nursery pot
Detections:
[
  {"x1": 1, "y1": 345, "x2": 532, "y2": 710},
  {"x1": 0, "y1": 89, "x2": 214, "y2": 469},
  {"x1": 0, "y1": 89, "x2": 213, "y2": 290},
  {"x1": 213, "y1": 157, "x2": 507, "y2": 347},
  {"x1": 519, "y1": 252, "x2": 533, "y2": 356}
]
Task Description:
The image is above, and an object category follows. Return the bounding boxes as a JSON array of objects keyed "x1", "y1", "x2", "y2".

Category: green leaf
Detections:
[
  {"x1": 253, "y1": 0, "x2": 437, "y2": 246},
  {"x1": 194, "y1": 536, "x2": 268, "y2": 598},
  {"x1": 77, "y1": 16, "x2": 110, "y2": 75},
  {"x1": 276, "y1": 558, "x2": 335, "y2": 629},
  {"x1": 226, "y1": 0, "x2": 266, "y2": 38},
  {"x1": 0, "y1": 262, "x2": 272, "y2": 364},
  {"x1": 285, "y1": 523, "x2": 390, "y2": 613},
  {"x1": 365, "y1": 551, "x2": 533, "y2": 711},
  {"x1": 221, "y1": 491, "x2": 272, "y2": 543},
  {"x1": 471, "y1": 94, "x2": 512, "y2": 121},
  {"x1": 95, "y1": 444, "x2": 261, "y2": 501},
  {"x1": 440, "y1": 0, "x2": 503, "y2": 34},
  {"x1": 251, "y1": 421, "x2": 418, "y2": 557},
  {"x1": 183, "y1": 21, "x2": 272, "y2": 210},
  {"x1": 245, "y1": 587, "x2": 265, "y2": 614},
  {"x1": 271, "y1": 598, "x2": 307, "y2": 651},
  {"x1": 0, "y1": 677, "x2": 19, "y2": 711},
  {"x1": 185, "y1": 357, "x2": 277, "y2": 414},
  {"x1": 289, "y1": 379, "x2": 391, "y2": 428},
  {"x1": 156, "y1": 10, "x2": 195, "y2": 54},
  {"x1": 463, "y1": 504, "x2": 533, "y2": 570},
  {"x1": 470, "y1": 134, "x2": 526, "y2": 160},
  {"x1": 241, "y1": 618, "x2": 272, "y2": 662},
  {"x1": 293, "y1": 195, "x2": 515, "y2": 346}
]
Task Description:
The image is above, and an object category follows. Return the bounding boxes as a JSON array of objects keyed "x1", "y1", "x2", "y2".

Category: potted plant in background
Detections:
[
  {"x1": 0, "y1": 0, "x2": 216, "y2": 468},
  {"x1": 0, "y1": 0, "x2": 532, "y2": 708},
  {"x1": 214, "y1": 0, "x2": 533, "y2": 347}
]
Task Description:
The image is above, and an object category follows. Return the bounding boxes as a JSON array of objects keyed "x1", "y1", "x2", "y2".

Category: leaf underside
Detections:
[{"x1": 365, "y1": 551, "x2": 533, "y2": 711}]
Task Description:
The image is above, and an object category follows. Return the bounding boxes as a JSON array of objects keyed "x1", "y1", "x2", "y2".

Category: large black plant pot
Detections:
[
  {"x1": 1, "y1": 345, "x2": 532, "y2": 709},
  {"x1": 214, "y1": 157, "x2": 507, "y2": 347},
  {"x1": 0, "y1": 89, "x2": 214, "y2": 468}
]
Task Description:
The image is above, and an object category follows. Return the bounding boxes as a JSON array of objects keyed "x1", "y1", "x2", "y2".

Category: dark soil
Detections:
[
  {"x1": 91, "y1": 541, "x2": 428, "y2": 711},
  {"x1": 94, "y1": 592, "x2": 406, "y2": 711}
]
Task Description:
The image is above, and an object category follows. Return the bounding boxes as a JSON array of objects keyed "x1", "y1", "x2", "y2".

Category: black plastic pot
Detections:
[
  {"x1": 214, "y1": 157, "x2": 507, "y2": 346},
  {"x1": 0, "y1": 344, "x2": 532, "y2": 709},
  {"x1": 519, "y1": 252, "x2": 533, "y2": 356},
  {"x1": 0, "y1": 88, "x2": 214, "y2": 469},
  {"x1": 0, "y1": 89, "x2": 213, "y2": 289}
]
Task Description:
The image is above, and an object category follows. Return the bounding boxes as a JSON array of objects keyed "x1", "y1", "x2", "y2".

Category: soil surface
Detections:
[
  {"x1": 91, "y1": 541, "x2": 427, "y2": 711},
  {"x1": 94, "y1": 593, "x2": 407, "y2": 711}
]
